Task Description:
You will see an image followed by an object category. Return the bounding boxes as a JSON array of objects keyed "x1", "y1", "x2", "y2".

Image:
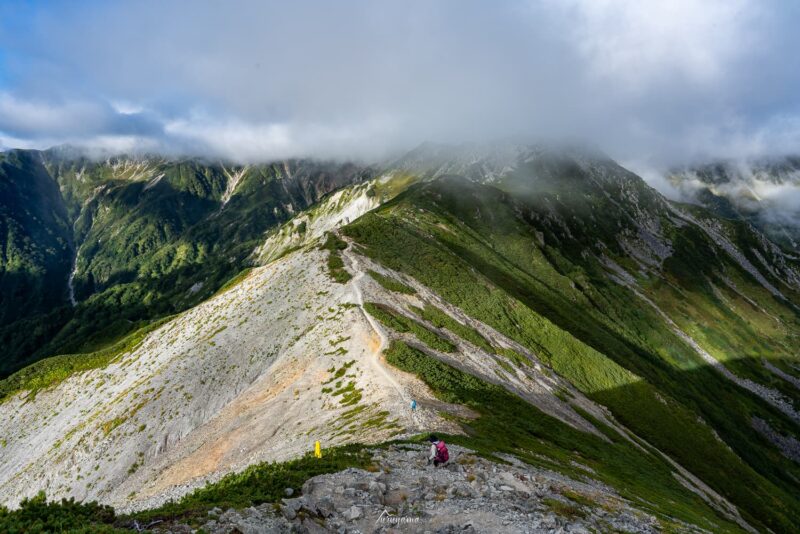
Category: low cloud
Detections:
[
  {"x1": 662, "y1": 158, "x2": 800, "y2": 235},
  {"x1": 0, "y1": 1, "x2": 798, "y2": 167}
]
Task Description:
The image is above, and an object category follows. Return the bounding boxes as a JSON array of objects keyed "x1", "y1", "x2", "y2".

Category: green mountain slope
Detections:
[
  {"x1": 0, "y1": 149, "x2": 374, "y2": 375},
  {"x1": 0, "y1": 150, "x2": 74, "y2": 366},
  {"x1": 342, "y1": 155, "x2": 800, "y2": 531}
]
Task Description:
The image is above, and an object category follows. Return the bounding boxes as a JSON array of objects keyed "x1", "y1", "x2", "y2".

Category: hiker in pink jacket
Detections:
[{"x1": 427, "y1": 434, "x2": 449, "y2": 467}]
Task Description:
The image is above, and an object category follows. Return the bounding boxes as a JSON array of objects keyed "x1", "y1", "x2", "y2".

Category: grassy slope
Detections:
[
  {"x1": 343, "y1": 177, "x2": 800, "y2": 531},
  {"x1": 363, "y1": 301, "x2": 456, "y2": 352},
  {"x1": 383, "y1": 340, "x2": 739, "y2": 532}
]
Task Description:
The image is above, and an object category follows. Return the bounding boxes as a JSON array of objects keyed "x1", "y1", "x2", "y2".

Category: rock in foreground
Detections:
[{"x1": 158, "y1": 444, "x2": 702, "y2": 533}]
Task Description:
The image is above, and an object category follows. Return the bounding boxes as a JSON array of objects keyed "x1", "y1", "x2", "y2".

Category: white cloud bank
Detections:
[{"x1": 0, "y1": 0, "x2": 798, "y2": 165}]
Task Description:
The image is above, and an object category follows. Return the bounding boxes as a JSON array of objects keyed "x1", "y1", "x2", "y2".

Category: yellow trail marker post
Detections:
[{"x1": 314, "y1": 440, "x2": 322, "y2": 458}]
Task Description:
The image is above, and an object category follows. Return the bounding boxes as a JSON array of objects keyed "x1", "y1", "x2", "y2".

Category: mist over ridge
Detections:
[{"x1": 0, "y1": 0, "x2": 798, "y2": 172}]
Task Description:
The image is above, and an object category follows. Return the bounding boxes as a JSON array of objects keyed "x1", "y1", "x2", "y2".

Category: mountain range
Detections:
[{"x1": 1, "y1": 144, "x2": 800, "y2": 532}]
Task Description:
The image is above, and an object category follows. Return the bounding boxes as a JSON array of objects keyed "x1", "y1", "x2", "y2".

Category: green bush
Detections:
[
  {"x1": 543, "y1": 498, "x2": 585, "y2": 520},
  {"x1": 127, "y1": 445, "x2": 370, "y2": 524},
  {"x1": 364, "y1": 302, "x2": 455, "y2": 352},
  {"x1": 410, "y1": 304, "x2": 493, "y2": 353},
  {"x1": 321, "y1": 233, "x2": 352, "y2": 283},
  {"x1": 0, "y1": 492, "x2": 125, "y2": 533},
  {"x1": 367, "y1": 270, "x2": 416, "y2": 294},
  {"x1": 320, "y1": 233, "x2": 348, "y2": 252},
  {"x1": 495, "y1": 347, "x2": 528, "y2": 368},
  {"x1": 213, "y1": 267, "x2": 254, "y2": 296}
]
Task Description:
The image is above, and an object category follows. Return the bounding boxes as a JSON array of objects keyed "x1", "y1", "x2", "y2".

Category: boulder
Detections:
[
  {"x1": 447, "y1": 482, "x2": 476, "y2": 498},
  {"x1": 344, "y1": 505, "x2": 362, "y2": 521},
  {"x1": 280, "y1": 497, "x2": 306, "y2": 520},
  {"x1": 314, "y1": 496, "x2": 336, "y2": 517},
  {"x1": 384, "y1": 489, "x2": 409, "y2": 506},
  {"x1": 366, "y1": 481, "x2": 385, "y2": 504}
]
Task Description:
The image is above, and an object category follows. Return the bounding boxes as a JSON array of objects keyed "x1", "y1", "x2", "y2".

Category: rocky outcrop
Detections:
[
  {"x1": 752, "y1": 417, "x2": 800, "y2": 464},
  {"x1": 161, "y1": 444, "x2": 705, "y2": 533}
]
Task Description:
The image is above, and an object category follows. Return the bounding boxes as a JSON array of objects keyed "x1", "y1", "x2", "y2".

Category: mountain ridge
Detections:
[{"x1": 1, "y1": 144, "x2": 800, "y2": 531}]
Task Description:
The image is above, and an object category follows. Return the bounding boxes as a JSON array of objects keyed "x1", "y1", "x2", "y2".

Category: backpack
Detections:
[{"x1": 435, "y1": 440, "x2": 449, "y2": 463}]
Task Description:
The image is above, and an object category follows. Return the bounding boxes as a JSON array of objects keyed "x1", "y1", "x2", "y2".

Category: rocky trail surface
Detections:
[{"x1": 154, "y1": 444, "x2": 702, "y2": 534}]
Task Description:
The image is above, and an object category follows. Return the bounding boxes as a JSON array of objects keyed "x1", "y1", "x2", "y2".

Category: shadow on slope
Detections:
[{"x1": 342, "y1": 180, "x2": 800, "y2": 532}]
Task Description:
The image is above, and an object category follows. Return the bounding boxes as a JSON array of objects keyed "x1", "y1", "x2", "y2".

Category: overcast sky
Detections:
[{"x1": 0, "y1": 0, "x2": 799, "y2": 167}]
